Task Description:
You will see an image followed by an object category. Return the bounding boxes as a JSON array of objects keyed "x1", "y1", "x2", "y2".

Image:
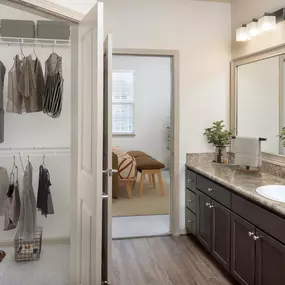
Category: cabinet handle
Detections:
[
  {"x1": 253, "y1": 235, "x2": 260, "y2": 241},
  {"x1": 188, "y1": 179, "x2": 192, "y2": 183},
  {"x1": 205, "y1": 202, "x2": 211, "y2": 207},
  {"x1": 248, "y1": 232, "x2": 254, "y2": 237},
  {"x1": 188, "y1": 199, "x2": 194, "y2": 203},
  {"x1": 208, "y1": 204, "x2": 214, "y2": 209},
  {"x1": 208, "y1": 188, "x2": 213, "y2": 192},
  {"x1": 187, "y1": 220, "x2": 194, "y2": 224}
]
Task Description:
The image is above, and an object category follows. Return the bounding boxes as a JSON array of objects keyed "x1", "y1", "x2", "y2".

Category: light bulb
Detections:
[
  {"x1": 247, "y1": 20, "x2": 261, "y2": 37},
  {"x1": 236, "y1": 25, "x2": 250, "y2": 42},
  {"x1": 259, "y1": 14, "x2": 276, "y2": 31}
]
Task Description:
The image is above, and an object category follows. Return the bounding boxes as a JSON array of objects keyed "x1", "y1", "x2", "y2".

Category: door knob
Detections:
[
  {"x1": 253, "y1": 235, "x2": 260, "y2": 241},
  {"x1": 102, "y1": 169, "x2": 118, "y2": 177},
  {"x1": 248, "y1": 232, "x2": 254, "y2": 237},
  {"x1": 205, "y1": 202, "x2": 211, "y2": 207},
  {"x1": 187, "y1": 220, "x2": 194, "y2": 224},
  {"x1": 188, "y1": 199, "x2": 194, "y2": 203},
  {"x1": 208, "y1": 188, "x2": 213, "y2": 192},
  {"x1": 208, "y1": 204, "x2": 214, "y2": 208},
  {"x1": 188, "y1": 179, "x2": 192, "y2": 183}
]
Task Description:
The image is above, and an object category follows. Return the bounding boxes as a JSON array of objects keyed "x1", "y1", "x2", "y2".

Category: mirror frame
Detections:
[{"x1": 230, "y1": 45, "x2": 285, "y2": 165}]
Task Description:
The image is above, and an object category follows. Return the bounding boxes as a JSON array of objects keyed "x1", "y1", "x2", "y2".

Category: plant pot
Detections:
[{"x1": 214, "y1": 147, "x2": 226, "y2": 163}]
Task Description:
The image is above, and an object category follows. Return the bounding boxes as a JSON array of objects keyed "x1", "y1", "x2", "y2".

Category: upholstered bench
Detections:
[
  {"x1": 135, "y1": 156, "x2": 165, "y2": 197},
  {"x1": 127, "y1": 151, "x2": 149, "y2": 158}
]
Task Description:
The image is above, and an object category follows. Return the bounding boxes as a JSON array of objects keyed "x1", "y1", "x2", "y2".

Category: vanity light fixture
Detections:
[
  {"x1": 259, "y1": 13, "x2": 276, "y2": 31},
  {"x1": 247, "y1": 19, "x2": 261, "y2": 37},
  {"x1": 236, "y1": 25, "x2": 250, "y2": 42},
  {"x1": 235, "y1": 7, "x2": 285, "y2": 42}
]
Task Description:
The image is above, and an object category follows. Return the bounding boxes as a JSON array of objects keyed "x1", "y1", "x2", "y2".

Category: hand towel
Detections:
[{"x1": 234, "y1": 137, "x2": 261, "y2": 168}]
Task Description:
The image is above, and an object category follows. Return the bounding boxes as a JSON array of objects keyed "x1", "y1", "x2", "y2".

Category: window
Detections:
[{"x1": 112, "y1": 70, "x2": 135, "y2": 135}]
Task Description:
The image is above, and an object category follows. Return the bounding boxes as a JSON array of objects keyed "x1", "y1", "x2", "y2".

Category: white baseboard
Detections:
[{"x1": 0, "y1": 236, "x2": 70, "y2": 247}]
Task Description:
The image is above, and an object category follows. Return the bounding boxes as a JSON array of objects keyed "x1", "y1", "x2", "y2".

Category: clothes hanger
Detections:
[
  {"x1": 18, "y1": 153, "x2": 25, "y2": 173},
  {"x1": 19, "y1": 42, "x2": 25, "y2": 59},
  {"x1": 42, "y1": 154, "x2": 46, "y2": 168},
  {"x1": 31, "y1": 43, "x2": 37, "y2": 59}
]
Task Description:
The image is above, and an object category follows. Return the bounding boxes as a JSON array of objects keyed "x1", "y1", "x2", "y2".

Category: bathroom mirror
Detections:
[{"x1": 231, "y1": 47, "x2": 285, "y2": 160}]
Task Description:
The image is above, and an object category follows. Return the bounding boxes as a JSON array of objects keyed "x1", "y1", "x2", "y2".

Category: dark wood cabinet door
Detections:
[
  {"x1": 255, "y1": 229, "x2": 285, "y2": 285},
  {"x1": 196, "y1": 190, "x2": 212, "y2": 251},
  {"x1": 231, "y1": 213, "x2": 255, "y2": 285},
  {"x1": 212, "y1": 201, "x2": 231, "y2": 271}
]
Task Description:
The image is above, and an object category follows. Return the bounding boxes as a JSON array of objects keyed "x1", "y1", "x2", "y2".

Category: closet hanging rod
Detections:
[
  {"x1": 0, "y1": 37, "x2": 71, "y2": 47},
  {"x1": 0, "y1": 146, "x2": 70, "y2": 152},
  {"x1": 0, "y1": 152, "x2": 70, "y2": 156}
]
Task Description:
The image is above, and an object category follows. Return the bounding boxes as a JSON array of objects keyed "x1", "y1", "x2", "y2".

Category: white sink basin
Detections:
[{"x1": 256, "y1": 185, "x2": 285, "y2": 203}]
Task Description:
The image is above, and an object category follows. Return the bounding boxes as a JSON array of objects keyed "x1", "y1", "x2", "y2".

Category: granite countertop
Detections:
[{"x1": 186, "y1": 162, "x2": 285, "y2": 218}]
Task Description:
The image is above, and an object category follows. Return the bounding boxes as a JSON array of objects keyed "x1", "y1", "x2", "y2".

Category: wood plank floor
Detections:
[{"x1": 112, "y1": 236, "x2": 235, "y2": 285}]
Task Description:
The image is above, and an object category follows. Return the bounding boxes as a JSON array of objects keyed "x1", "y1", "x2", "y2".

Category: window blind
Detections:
[{"x1": 112, "y1": 71, "x2": 134, "y2": 134}]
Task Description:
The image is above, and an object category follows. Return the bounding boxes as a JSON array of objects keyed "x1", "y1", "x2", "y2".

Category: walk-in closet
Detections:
[
  {"x1": 0, "y1": 5, "x2": 72, "y2": 284},
  {"x1": 0, "y1": 1, "x2": 111, "y2": 284}
]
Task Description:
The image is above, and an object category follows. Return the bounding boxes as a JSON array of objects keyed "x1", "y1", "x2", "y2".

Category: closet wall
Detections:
[{"x1": 0, "y1": 5, "x2": 71, "y2": 242}]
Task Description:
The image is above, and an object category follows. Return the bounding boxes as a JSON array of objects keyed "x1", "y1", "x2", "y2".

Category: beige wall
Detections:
[
  {"x1": 104, "y1": 0, "x2": 231, "y2": 230},
  {"x1": 232, "y1": 0, "x2": 285, "y2": 58}
]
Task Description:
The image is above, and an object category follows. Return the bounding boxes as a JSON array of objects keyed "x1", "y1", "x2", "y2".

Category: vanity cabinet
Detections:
[
  {"x1": 231, "y1": 213, "x2": 285, "y2": 285},
  {"x1": 197, "y1": 191, "x2": 212, "y2": 251},
  {"x1": 185, "y1": 167, "x2": 285, "y2": 285},
  {"x1": 185, "y1": 169, "x2": 197, "y2": 236},
  {"x1": 196, "y1": 189, "x2": 231, "y2": 270},
  {"x1": 255, "y1": 229, "x2": 285, "y2": 285},
  {"x1": 212, "y1": 200, "x2": 231, "y2": 271},
  {"x1": 231, "y1": 213, "x2": 255, "y2": 285}
]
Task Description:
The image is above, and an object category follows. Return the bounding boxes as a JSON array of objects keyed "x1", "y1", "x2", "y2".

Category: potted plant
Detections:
[{"x1": 203, "y1": 120, "x2": 234, "y2": 163}]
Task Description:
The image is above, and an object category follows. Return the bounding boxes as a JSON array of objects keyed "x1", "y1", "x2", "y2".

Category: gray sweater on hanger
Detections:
[
  {"x1": 0, "y1": 61, "x2": 6, "y2": 143},
  {"x1": 17, "y1": 162, "x2": 37, "y2": 241}
]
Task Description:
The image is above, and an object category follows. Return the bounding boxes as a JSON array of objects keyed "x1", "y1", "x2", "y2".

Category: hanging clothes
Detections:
[
  {"x1": 6, "y1": 55, "x2": 24, "y2": 114},
  {"x1": 0, "y1": 168, "x2": 10, "y2": 216},
  {"x1": 37, "y1": 165, "x2": 54, "y2": 217},
  {"x1": 18, "y1": 55, "x2": 44, "y2": 113},
  {"x1": 0, "y1": 61, "x2": 6, "y2": 143},
  {"x1": 43, "y1": 53, "x2": 64, "y2": 118},
  {"x1": 18, "y1": 162, "x2": 37, "y2": 241},
  {"x1": 4, "y1": 180, "x2": 21, "y2": 231}
]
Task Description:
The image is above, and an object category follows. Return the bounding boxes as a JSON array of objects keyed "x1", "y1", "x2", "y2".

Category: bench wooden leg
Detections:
[
  {"x1": 126, "y1": 181, "x2": 133, "y2": 198},
  {"x1": 139, "y1": 170, "x2": 146, "y2": 197},
  {"x1": 157, "y1": 170, "x2": 165, "y2": 196},
  {"x1": 148, "y1": 174, "x2": 153, "y2": 187},
  {"x1": 152, "y1": 173, "x2": 156, "y2": 189}
]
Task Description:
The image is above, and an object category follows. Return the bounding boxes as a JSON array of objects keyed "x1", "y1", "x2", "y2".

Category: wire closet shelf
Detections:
[
  {"x1": 0, "y1": 36, "x2": 71, "y2": 47},
  {"x1": 0, "y1": 146, "x2": 71, "y2": 156}
]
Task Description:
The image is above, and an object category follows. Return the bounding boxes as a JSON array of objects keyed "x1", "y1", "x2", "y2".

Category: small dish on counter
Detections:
[{"x1": 211, "y1": 161, "x2": 239, "y2": 168}]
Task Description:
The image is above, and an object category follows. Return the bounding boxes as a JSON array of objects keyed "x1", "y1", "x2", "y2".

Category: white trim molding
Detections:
[
  {"x1": 231, "y1": 43, "x2": 285, "y2": 166},
  {"x1": 113, "y1": 48, "x2": 180, "y2": 236},
  {"x1": 0, "y1": 0, "x2": 84, "y2": 24}
]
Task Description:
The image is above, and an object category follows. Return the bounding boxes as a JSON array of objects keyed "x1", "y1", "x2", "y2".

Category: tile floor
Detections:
[
  {"x1": 112, "y1": 170, "x2": 171, "y2": 239},
  {"x1": 112, "y1": 214, "x2": 170, "y2": 239},
  {"x1": 0, "y1": 244, "x2": 70, "y2": 285}
]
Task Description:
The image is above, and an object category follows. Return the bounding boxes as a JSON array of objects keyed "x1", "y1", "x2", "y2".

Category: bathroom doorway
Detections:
[{"x1": 111, "y1": 50, "x2": 179, "y2": 238}]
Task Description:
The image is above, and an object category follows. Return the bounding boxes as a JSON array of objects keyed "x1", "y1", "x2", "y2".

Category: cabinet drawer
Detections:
[
  {"x1": 197, "y1": 175, "x2": 230, "y2": 208},
  {"x1": 186, "y1": 169, "x2": 197, "y2": 192},
  {"x1": 186, "y1": 189, "x2": 196, "y2": 213},
  {"x1": 185, "y1": 207, "x2": 196, "y2": 236},
  {"x1": 232, "y1": 194, "x2": 285, "y2": 245}
]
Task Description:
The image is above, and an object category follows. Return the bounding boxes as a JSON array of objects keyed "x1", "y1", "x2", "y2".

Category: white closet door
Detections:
[
  {"x1": 72, "y1": 2, "x2": 104, "y2": 285},
  {"x1": 102, "y1": 34, "x2": 113, "y2": 284}
]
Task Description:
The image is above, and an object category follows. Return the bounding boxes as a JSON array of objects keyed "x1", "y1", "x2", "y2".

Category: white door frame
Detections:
[{"x1": 113, "y1": 49, "x2": 180, "y2": 236}]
